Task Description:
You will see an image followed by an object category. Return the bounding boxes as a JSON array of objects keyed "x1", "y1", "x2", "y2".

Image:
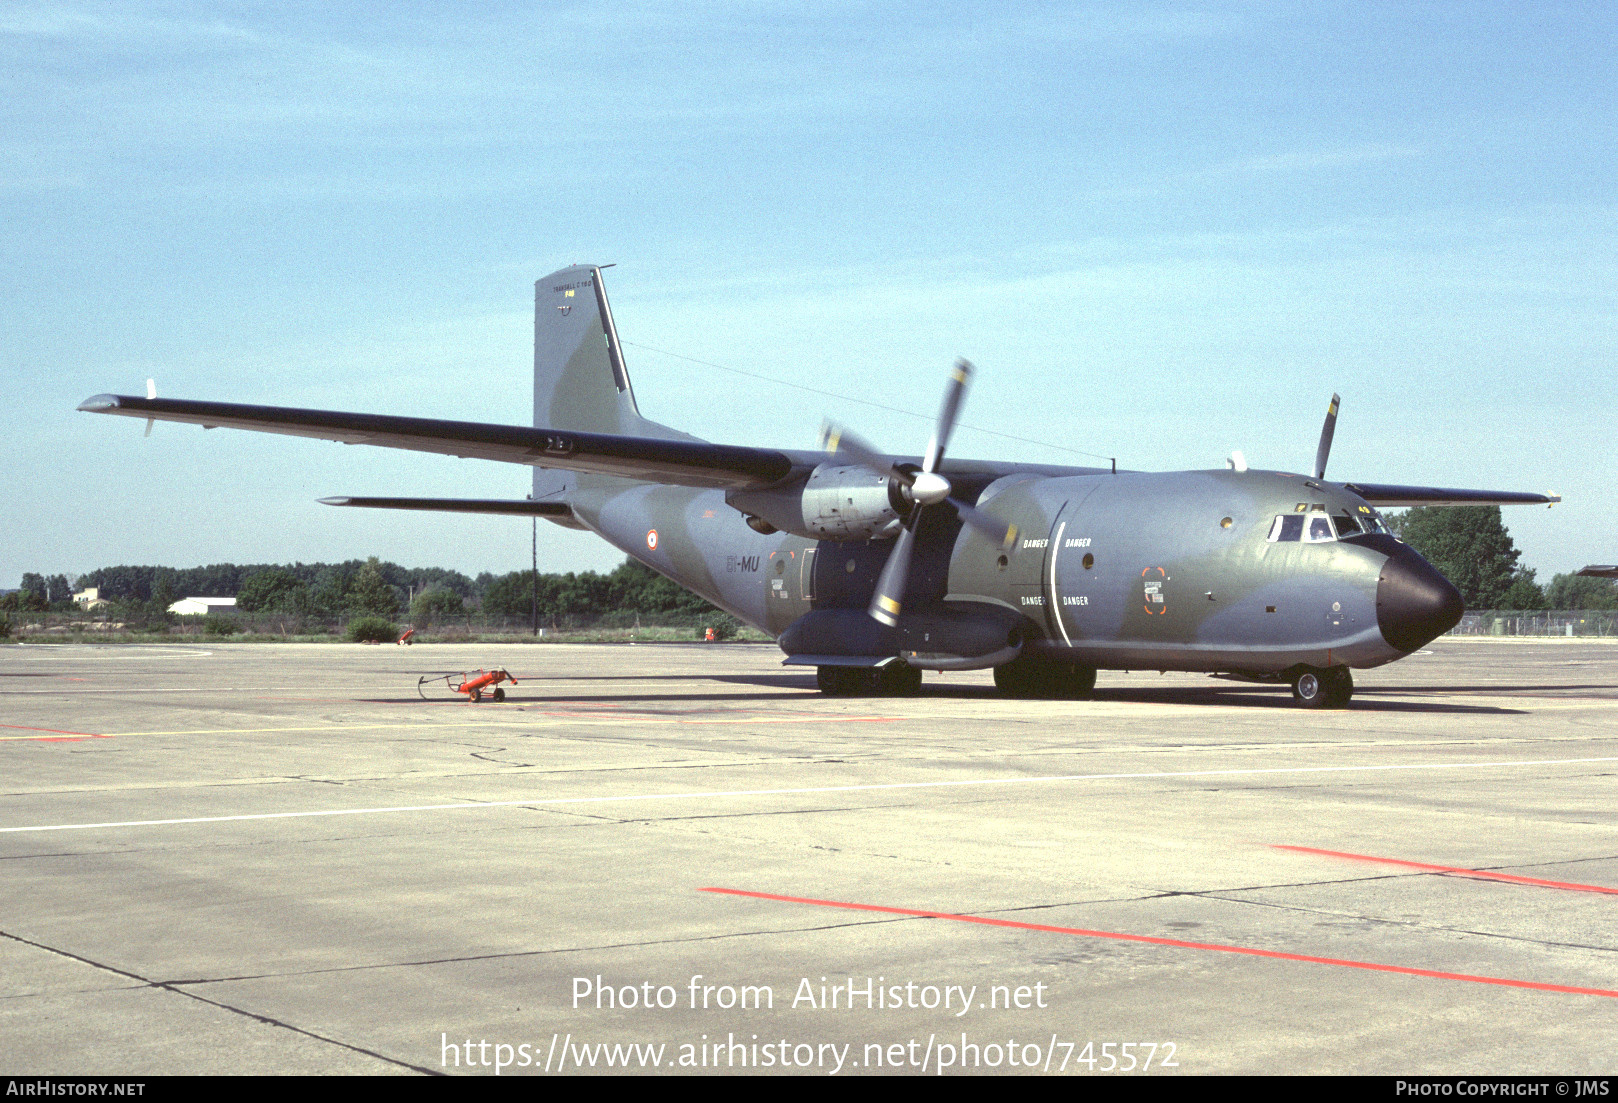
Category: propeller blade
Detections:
[
  {"x1": 922, "y1": 358, "x2": 972, "y2": 472},
  {"x1": 1314, "y1": 393, "x2": 1340, "y2": 480},
  {"x1": 868, "y1": 519, "x2": 918, "y2": 626},
  {"x1": 948, "y1": 497, "x2": 1018, "y2": 549},
  {"x1": 821, "y1": 422, "x2": 914, "y2": 488}
]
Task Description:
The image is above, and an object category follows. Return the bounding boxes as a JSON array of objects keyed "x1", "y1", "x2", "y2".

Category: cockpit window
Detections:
[
  {"x1": 1273, "y1": 505, "x2": 1389, "y2": 543},
  {"x1": 1269, "y1": 512, "x2": 1357, "y2": 543},
  {"x1": 1268, "y1": 515, "x2": 1305, "y2": 542}
]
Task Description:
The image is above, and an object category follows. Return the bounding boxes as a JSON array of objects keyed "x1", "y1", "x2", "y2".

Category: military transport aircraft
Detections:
[{"x1": 80, "y1": 264, "x2": 1560, "y2": 707}]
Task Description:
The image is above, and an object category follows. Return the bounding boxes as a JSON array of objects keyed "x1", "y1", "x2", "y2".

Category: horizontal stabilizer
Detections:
[
  {"x1": 319, "y1": 497, "x2": 573, "y2": 517},
  {"x1": 78, "y1": 395, "x2": 798, "y2": 490},
  {"x1": 1341, "y1": 482, "x2": 1561, "y2": 508}
]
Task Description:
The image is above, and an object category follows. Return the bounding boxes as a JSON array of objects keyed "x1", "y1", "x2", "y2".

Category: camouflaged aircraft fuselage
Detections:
[{"x1": 569, "y1": 466, "x2": 1433, "y2": 677}]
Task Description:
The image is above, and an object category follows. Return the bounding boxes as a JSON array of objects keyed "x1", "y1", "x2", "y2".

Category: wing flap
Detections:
[{"x1": 79, "y1": 395, "x2": 797, "y2": 490}]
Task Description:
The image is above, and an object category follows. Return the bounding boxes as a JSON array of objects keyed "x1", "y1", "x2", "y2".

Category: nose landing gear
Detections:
[{"x1": 1292, "y1": 666, "x2": 1353, "y2": 708}]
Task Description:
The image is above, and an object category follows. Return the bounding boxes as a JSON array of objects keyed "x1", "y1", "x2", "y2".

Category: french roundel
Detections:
[{"x1": 646, "y1": 529, "x2": 659, "y2": 550}]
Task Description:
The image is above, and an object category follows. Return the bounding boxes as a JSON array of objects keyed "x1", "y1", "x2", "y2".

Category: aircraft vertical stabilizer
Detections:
[{"x1": 532, "y1": 265, "x2": 694, "y2": 499}]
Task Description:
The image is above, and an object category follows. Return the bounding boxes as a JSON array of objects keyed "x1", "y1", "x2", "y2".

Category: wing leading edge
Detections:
[{"x1": 78, "y1": 395, "x2": 797, "y2": 490}]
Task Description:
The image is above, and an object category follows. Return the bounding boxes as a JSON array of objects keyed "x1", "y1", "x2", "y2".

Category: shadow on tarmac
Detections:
[{"x1": 353, "y1": 683, "x2": 1527, "y2": 714}]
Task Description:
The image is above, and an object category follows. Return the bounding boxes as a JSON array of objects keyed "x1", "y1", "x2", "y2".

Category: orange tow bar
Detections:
[{"x1": 417, "y1": 668, "x2": 518, "y2": 702}]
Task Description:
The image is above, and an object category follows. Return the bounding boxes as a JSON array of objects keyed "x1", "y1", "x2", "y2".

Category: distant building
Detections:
[
  {"x1": 168, "y1": 597, "x2": 238, "y2": 616},
  {"x1": 74, "y1": 587, "x2": 108, "y2": 609}
]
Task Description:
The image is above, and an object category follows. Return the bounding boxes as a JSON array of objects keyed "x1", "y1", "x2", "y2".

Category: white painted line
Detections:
[
  {"x1": 4, "y1": 754, "x2": 1618, "y2": 835},
  {"x1": 1049, "y1": 520, "x2": 1072, "y2": 647}
]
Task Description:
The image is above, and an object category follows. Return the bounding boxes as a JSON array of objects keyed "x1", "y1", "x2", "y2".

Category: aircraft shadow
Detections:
[
  {"x1": 1359, "y1": 684, "x2": 1616, "y2": 695},
  {"x1": 354, "y1": 687, "x2": 1519, "y2": 714}
]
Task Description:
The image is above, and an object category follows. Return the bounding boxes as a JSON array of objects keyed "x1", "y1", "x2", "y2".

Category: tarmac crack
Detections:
[
  {"x1": 1179, "y1": 890, "x2": 1618, "y2": 956},
  {"x1": 0, "y1": 927, "x2": 440, "y2": 1075},
  {"x1": 150, "y1": 917, "x2": 926, "y2": 987}
]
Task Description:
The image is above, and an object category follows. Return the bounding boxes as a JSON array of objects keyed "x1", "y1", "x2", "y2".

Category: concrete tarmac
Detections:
[{"x1": 1, "y1": 637, "x2": 1615, "y2": 1076}]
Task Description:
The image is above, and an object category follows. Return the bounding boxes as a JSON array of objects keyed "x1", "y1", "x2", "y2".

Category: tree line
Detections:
[
  {"x1": 1, "y1": 556, "x2": 730, "y2": 626},
  {"x1": 1387, "y1": 507, "x2": 1615, "y2": 611}
]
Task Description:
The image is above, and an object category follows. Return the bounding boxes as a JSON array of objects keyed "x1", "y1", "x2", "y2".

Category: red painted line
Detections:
[
  {"x1": 1274, "y1": 845, "x2": 1618, "y2": 896},
  {"x1": 1, "y1": 723, "x2": 107, "y2": 740},
  {"x1": 700, "y1": 887, "x2": 1618, "y2": 1000}
]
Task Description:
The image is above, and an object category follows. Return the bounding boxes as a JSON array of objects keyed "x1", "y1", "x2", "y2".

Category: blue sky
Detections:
[{"x1": 3, "y1": 1, "x2": 1613, "y2": 586}]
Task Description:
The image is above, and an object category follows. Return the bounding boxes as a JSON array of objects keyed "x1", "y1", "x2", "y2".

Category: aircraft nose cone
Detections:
[{"x1": 1376, "y1": 544, "x2": 1464, "y2": 652}]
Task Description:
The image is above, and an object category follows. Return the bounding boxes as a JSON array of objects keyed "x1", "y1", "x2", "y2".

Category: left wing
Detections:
[
  {"x1": 78, "y1": 395, "x2": 799, "y2": 490},
  {"x1": 318, "y1": 497, "x2": 573, "y2": 516},
  {"x1": 1340, "y1": 482, "x2": 1560, "y2": 508}
]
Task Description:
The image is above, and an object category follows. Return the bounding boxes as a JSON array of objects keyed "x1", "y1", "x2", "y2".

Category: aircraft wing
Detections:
[
  {"x1": 1578, "y1": 565, "x2": 1618, "y2": 579},
  {"x1": 318, "y1": 497, "x2": 574, "y2": 516},
  {"x1": 1340, "y1": 482, "x2": 1561, "y2": 508},
  {"x1": 78, "y1": 395, "x2": 798, "y2": 490}
]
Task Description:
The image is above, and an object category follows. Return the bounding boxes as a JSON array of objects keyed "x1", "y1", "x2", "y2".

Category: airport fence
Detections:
[{"x1": 1449, "y1": 610, "x2": 1617, "y2": 637}]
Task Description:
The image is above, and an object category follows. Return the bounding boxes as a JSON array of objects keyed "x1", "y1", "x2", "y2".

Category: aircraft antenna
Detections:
[{"x1": 623, "y1": 340, "x2": 1118, "y2": 465}]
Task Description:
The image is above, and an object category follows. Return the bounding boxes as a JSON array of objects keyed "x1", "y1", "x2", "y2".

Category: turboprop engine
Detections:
[
  {"x1": 727, "y1": 462, "x2": 919, "y2": 541},
  {"x1": 798, "y1": 463, "x2": 910, "y2": 539}
]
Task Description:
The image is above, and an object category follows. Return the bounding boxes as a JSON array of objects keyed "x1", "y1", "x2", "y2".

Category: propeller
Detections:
[
  {"x1": 1314, "y1": 393, "x2": 1340, "y2": 480},
  {"x1": 821, "y1": 359, "x2": 1018, "y2": 627}
]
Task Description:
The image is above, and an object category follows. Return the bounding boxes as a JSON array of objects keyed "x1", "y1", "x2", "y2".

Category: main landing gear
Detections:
[
  {"x1": 1291, "y1": 666, "x2": 1353, "y2": 708},
  {"x1": 816, "y1": 664, "x2": 923, "y2": 697},
  {"x1": 992, "y1": 653, "x2": 1098, "y2": 699}
]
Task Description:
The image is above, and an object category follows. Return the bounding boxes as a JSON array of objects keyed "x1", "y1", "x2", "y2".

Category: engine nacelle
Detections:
[{"x1": 799, "y1": 463, "x2": 909, "y2": 540}]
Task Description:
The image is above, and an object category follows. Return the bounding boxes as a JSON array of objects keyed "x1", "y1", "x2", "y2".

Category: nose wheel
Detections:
[{"x1": 1292, "y1": 666, "x2": 1353, "y2": 708}]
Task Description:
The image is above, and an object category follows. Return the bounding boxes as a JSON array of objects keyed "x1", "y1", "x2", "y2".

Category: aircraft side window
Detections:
[
  {"x1": 1268, "y1": 515, "x2": 1304, "y2": 542},
  {"x1": 1332, "y1": 513, "x2": 1362, "y2": 537},
  {"x1": 1306, "y1": 516, "x2": 1334, "y2": 542}
]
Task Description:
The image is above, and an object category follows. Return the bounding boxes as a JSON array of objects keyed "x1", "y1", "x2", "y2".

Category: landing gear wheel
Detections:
[
  {"x1": 1320, "y1": 666, "x2": 1353, "y2": 708},
  {"x1": 1291, "y1": 669, "x2": 1328, "y2": 708},
  {"x1": 492, "y1": 687, "x2": 506, "y2": 702},
  {"x1": 1055, "y1": 665, "x2": 1098, "y2": 700},
  {"x1": 993, "y1": 659, "x2": 1041, "y2": 698},
  {"x1": 994, "y1": 655, "x2": 1097, "y2": 699},
  {"x1": 1292, "y1": 666, "x2": 1353, "y2": 708},
  {"x1": 877, "y1": 663, "x2": 923, "y2": 696},
  {"x1": 468, "y1": 687, "x2": 483, "y2": 703},
  {"x1": 817, "y1": 666, "x2": 867, "y2": 696}
]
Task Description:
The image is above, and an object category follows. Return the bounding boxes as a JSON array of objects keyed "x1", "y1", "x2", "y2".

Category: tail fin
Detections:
[{"x1": 531, "y1": 264, "x2": 690, "y2": 499}]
